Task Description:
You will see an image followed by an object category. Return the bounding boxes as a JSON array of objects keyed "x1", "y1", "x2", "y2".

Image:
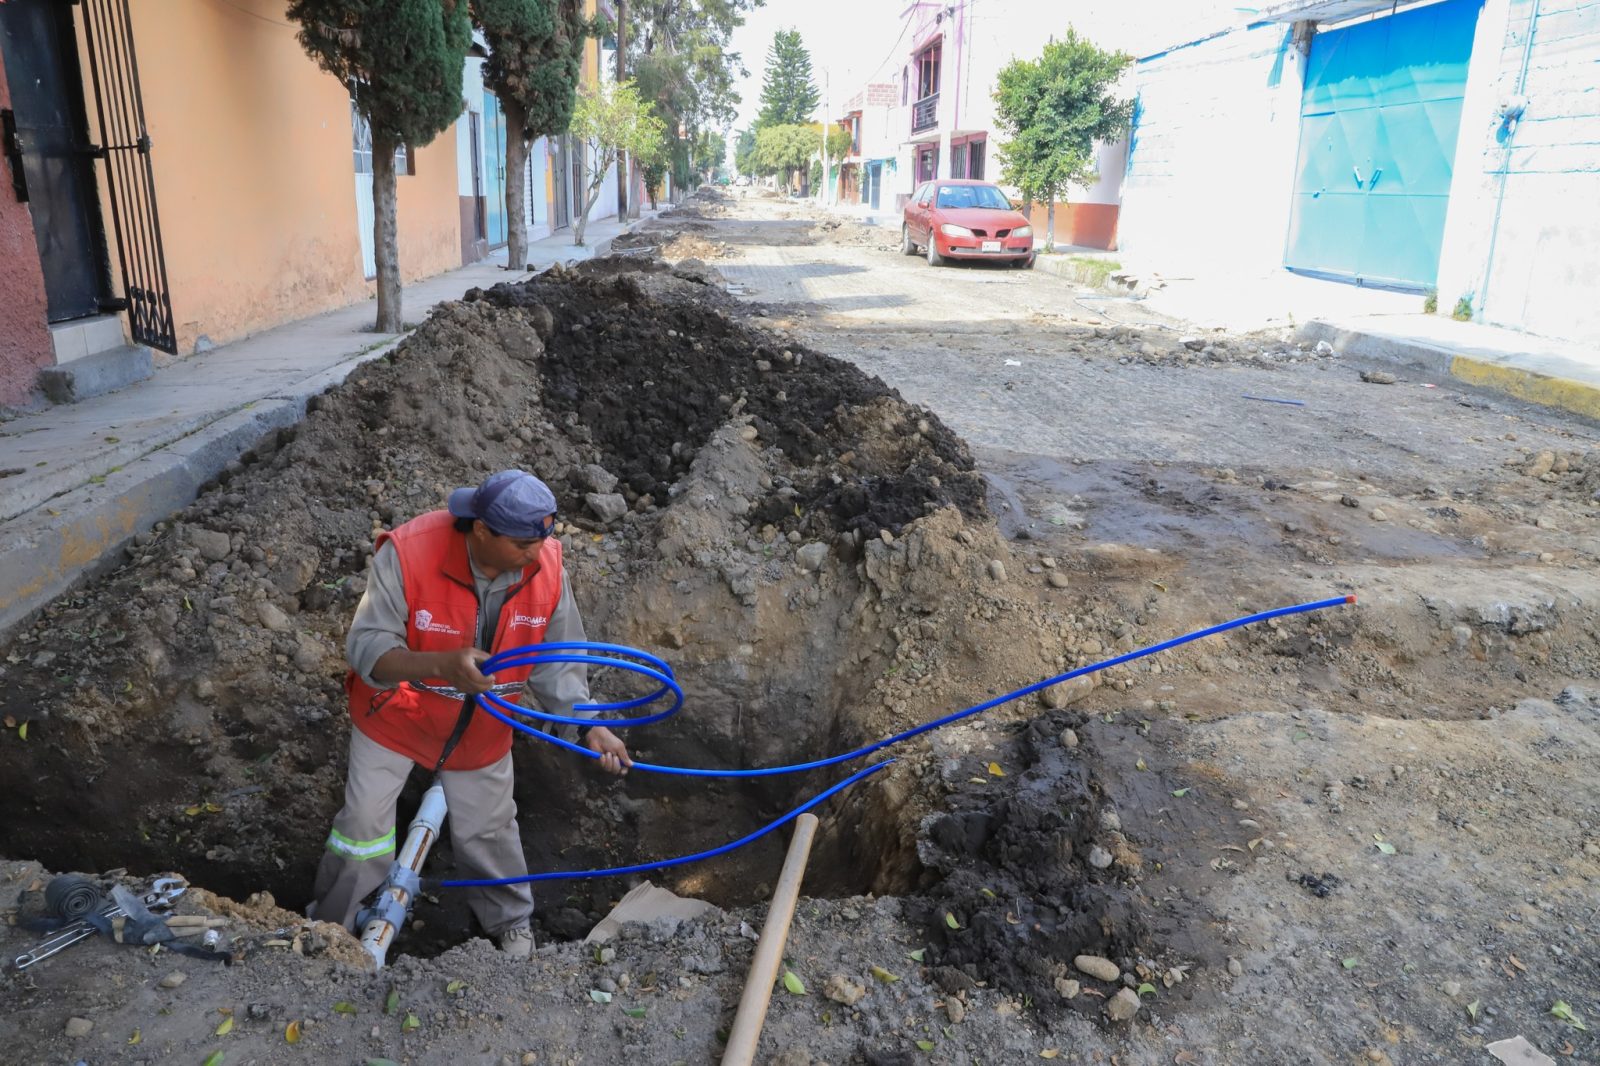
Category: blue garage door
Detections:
[{"x1": 1284, "y1": 0, "x2": 1481, "y2": 289}]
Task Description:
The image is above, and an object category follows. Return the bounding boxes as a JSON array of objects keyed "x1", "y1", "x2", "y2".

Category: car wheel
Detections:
[
  {"x1": 901, "y1": 225, "x2": 917, "y2": 256},
  {"x1": 926, "y1": 237, "x2": 944, "y2": 267},
  {"x1": 1014, "y1": 255, "x2": 1035, "y2": 270}
]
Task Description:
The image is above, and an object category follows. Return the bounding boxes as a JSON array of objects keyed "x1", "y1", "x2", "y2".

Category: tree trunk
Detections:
[
  {"x1": 503, "y1": 99, "x2": 530, "y2": 272},
  {"x1": 371, "y1": 127, "x2": 402, "y2": 333},
  {"x1": 1046, "y1": 198, "x2": 1056, "y2": 254},
  {"x1": 573, "y1": 149, "x2": 612, "y2": 246}
]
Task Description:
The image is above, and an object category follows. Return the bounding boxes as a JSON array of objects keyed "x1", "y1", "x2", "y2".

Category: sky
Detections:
[{"x1": 725, "y1": 0, "x2": 1253, "y2": 134}]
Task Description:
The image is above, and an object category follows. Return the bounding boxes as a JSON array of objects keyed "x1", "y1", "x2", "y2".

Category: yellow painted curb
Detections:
[{"x1": 1449, "y1": 354, "x2": 1600, "y2": 422}]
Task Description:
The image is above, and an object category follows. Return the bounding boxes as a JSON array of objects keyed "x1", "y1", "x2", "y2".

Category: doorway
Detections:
[{"x1": 482, "y1": 90, "x2": 507, "y2": 248}]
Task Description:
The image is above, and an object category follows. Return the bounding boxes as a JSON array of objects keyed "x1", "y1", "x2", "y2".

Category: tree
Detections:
[
  {"x1": 288, "y1": 0, "x2": 471, "y2": 332},
  {"x1": 753, "y1": 122, "x2": 820, "y2": 192},
  {"x1": 692, "y1": 129, "x2": 727, "y2": 183},
  {"x1": 473, "y1": 0, "x2": 589, "y2": 272},
  {"x1": 756, "y1": 29, "x2": 818, "y2": 128},
  {"x1": 569, "y1": 79, "x2": 665, "y2": 245},
  {"x1": 993, "y1": 31, "x2": 1132, "y2": 251},
  {"x1": 734, "y1": 128, "x2": 758, "y2": 177}
]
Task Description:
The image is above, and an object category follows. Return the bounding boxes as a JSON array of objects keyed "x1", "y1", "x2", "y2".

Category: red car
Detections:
[{"x1": 901, "y1": 179, "x2": 1035, "y2": 268}]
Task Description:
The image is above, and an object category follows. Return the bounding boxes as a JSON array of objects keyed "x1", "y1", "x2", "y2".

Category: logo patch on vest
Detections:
[
  {"x1": 510, "y1": 612, "x2": 548, "y2": 629},
  {"x1": 413, "y1": 609, "x2": 462, "y2": 636}
]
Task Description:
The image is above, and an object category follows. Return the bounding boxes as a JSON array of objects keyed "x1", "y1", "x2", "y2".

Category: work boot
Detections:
[{"x1": 497, "y1": 924, "x2": 535, "y2": 958}]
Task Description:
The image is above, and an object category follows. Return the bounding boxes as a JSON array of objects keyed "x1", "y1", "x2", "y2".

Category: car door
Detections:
[
  {"x1": 913, "y1": 183, "x2": 935, "y2": 241},
  {"x1": 906, "y1": 182, "x2": 926, "y2": 237}
]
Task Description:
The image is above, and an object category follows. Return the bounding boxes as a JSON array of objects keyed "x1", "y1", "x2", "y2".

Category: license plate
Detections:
[{"x1": 982, "y1": 240, "x2": 1001, "y2": 253}]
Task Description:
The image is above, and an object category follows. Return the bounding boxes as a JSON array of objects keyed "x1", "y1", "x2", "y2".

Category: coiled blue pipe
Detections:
[{"x1": 439, "y1": 594, "x2": 1354, "y2": 886}]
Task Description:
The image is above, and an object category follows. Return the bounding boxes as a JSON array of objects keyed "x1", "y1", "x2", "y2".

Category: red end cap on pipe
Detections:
[{"x1": 1345, "y1": 594, "x2": 1357, "y2": 604}]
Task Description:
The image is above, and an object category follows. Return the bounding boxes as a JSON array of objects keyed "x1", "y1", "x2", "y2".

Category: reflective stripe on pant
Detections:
[{"x1": 308, "y1": 728, "x2": 533, "y2": 937}]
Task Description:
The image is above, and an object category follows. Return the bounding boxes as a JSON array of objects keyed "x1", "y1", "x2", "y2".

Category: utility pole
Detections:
[
  {"x1": 616, "y1": 0, "x2": 630, "y2": 219},
  {"x1": 820, "y1": 68, "x2": 831, "y2": 206}
]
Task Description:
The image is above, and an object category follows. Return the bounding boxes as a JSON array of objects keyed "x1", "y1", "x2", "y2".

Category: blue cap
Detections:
[{"x1": 447, "y1": 470, "x2": 558, "y2": 538}]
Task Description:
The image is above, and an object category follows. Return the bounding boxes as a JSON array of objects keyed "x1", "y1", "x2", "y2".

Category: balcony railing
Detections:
[{"x1": 911, "y1": 92, "x2": 939, "y2": 134}]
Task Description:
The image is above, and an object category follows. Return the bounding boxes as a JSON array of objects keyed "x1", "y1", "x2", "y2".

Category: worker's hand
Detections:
[
  {"x1": 585, "y1": 726, "x2": 633, "y2": 776},
  {"x1": 434, "y1": 647, "x2": 495, "y2": 695}
]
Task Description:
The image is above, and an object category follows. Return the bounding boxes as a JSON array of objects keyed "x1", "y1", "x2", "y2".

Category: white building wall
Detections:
[
  {"x1": 1117, "y1": 23, "x2": 1308, "y2": 274},
  {"x1": 1437, "y1": 0, "x2": 1600, "y2": 344}
]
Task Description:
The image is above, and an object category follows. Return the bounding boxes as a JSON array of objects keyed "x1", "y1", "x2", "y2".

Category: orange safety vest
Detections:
[{"x1": 346, "y1": 510, "x2": 563, "y2": 772}]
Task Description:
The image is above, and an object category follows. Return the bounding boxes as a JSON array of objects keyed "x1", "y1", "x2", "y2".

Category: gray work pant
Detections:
[{"x1": 308, "y1": 729, "x2": 533, "y2": 936}]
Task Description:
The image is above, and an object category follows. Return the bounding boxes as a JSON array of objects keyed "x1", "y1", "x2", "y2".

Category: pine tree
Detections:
[
  {"x1": 473, "y1": 0, "x2": 589, "y2": 271},
  {"x1": 755, "y1": 28, "x2": 818, "y2": 129},
  {"x1": 288, "y1": 0, "x2": 471, "y2": 332}
]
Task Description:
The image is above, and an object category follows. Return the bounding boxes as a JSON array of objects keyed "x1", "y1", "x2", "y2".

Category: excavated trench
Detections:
[{"x1": 0, "y1": 260, "x2": 1117, "y2": 975}]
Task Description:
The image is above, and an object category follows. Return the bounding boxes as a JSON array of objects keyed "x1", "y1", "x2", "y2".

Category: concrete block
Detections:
[{"x1": 37, "y1": 345, "x2": 154, "y2": 404}]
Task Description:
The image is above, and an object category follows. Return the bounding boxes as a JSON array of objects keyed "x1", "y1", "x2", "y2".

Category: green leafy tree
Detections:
[
  {"x1": 756, "y1": 29, "x2": 819, "y2": 128},
  {"x1": 472, "y1": 0, "x2": 589, "y2": 271},
  {"x1": 569, "y1": 79, "x2": 666, "y2": 245},
  {"x1": 992, "y1": 30, "x2": 1132, "y2": 251},
  {"x1": 734, "y1": 128, "x2": 758, "y2": 177},
  {"x1": 692, "y1": 129, "x2": 727, "y2": 183},
  {"x1": 754, "y1": 122, "x2": 819, "y2": 192},
  {"x1": 288, "y1": 0, "x2": 471, "y2": 332}
]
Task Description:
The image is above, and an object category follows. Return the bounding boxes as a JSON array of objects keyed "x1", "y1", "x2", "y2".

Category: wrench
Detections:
[{"x1": 8, "y1": 876, "x2": 187, "y2": 972}]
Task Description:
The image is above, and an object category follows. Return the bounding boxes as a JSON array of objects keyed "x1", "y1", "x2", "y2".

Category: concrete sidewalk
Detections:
[
  {"x1": 0, "y1": 210, "x2": 657, "y2": 637},
  {"x1": 1300, "y1": 314, "x2": 1600, "y2": 423}
]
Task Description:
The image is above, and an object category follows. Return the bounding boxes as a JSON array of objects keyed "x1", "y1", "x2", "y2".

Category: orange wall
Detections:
[
  {"x1": 1024, "y1": 202, "x2": 1120, "y2": 252},
  {"x1": 120, "y1": 0, "x2": 462, "y2": 354}
]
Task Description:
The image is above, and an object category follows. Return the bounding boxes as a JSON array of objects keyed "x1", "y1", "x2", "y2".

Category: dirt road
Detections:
[{"x1": 1, "y1": 191, "x2": 1597, "y2": 1066}]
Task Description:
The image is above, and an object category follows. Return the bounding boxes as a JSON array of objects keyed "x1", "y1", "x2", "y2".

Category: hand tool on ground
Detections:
[{"x1": 7, "y1": 876, "x2": 186, "y2": 972}]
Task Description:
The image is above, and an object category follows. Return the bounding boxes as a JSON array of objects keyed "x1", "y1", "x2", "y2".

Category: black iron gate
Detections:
[{"x1": 78, "y1": 0, "x2": 176, "y2": 353}]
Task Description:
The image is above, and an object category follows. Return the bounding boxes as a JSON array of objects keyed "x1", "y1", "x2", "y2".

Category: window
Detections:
[
  {"x1": 935, "y1": 184, "x2": 1010, "y2": 210},
  {"x1": 968, "y1": 140, "x2": 985, "y2": 181},
  {"x1": 950, "y1": 145, "x2": 967, "y2": 179},
  {"x1": 916, "y1": 45, "x2": 941, "y2": 100},
  {"x1": 395, "y1": 144, "x2": 416, "y2": 177},
  {"x1": 351, "y1": 101, "x2": 372, "y2": 175},
  {"x1": 916, "y1": 146, "x2": 938, "y2": 183},
  {"x1": 902, "y1": 68, "x2": 909, "y2": 106}
]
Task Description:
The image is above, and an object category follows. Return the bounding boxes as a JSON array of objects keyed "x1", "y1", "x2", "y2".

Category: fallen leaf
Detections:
[
  {"x1": 1374, "y1": 841, "x2": 1396, "y2": 855},
  {"x1": 17, "y1": 723, "x2": 26, "y2": 741},
  {"x1": 216, "y1": 1016, "x2": 234, "y2": 1036},
  {"x1": 1171, "y1": 788, "x2": 1190, "y2": 798},
  {"x1": 945, "y1": 912, "x2": 960, "y2": 930},
  {"x1": 128, "y1": 1028, "x2": 141, "y2": 1045},
  {"x1": 1291, "y1": 729, "x2": 1312, "y2": 742},
  {"x1": 401, "y1": 1011, "x2": 420, "y2": 1032},
  {"x1": 1247, "y1": 837, "x2": 1264, "y2": 851},
  {"x1": 333, "y1": 1000, "x2": 358, "y2": 1014},
  {"x1": 1508, "y1": 954, "x2": 1526, "y2": 972},
  {"x1": 1006, "y1": 912, "x2": 1021, "y2": 925},
  {"x1": 1137, "y1": 983, "x2": 1157, "y2": 996},
  {"x1": 1342, "y1": 958, "x2": 1359, "y2": 969},
  {"x1": 3, "y1": 716, "x2": 13, "y2": 728},
  {"x1": 203, "y1": 1052, "x2": 225, "y2": 1066},
  {"x1": 1552, "y1": 1000, "x2": 1588, "y2": 1031},
  {"x1": 1135, "y1": 758, "x2": 1147, "y2": 771},
  {"x1": 967, "y1": 777, "x2": 986, "y2": 785},
  {"x1": 184, "y1": 805, "x2": 202, "y2": 816},
  {"x1": 384, "y1": 989, "x2": 398, "y2": 1015},
  {"x1": 1175, "y1": 1052, "x2": 1198, "y2": 1065},
  {"x1": 589, "y1": 989, "x2": 613, "y2": 1004},
  {"x1": 907, "y1": 949, "x2": 925, "y2": 962},
  {"x1": 782, "y1": 970, "x2": 807, "y2": 995},
  {"x1": 1466, "y1": 1000, "x2": 1479, "y2": 1021},
  {"x1": 916, "y1": 1039, "x2": 935, "y2": 1051},
  {"x1": 622, "y1": 1006, "x2": 646, "y2": 1019},
  {"x1": 987, "y1": 762, "x2": 1005, "y2": 777},
  {"x1": 870, "y1": 965, "x2": 900, "y2": 983},
  {"x1": 445, "y1": 980, "x2": 466, "y2": 994},
  {"x1": 1041, "y1": 1051, "x2": 1060, "y2": 1059},
  {"x1": 285, "y1": 1019, "x2": 301, "y2": 1043}
]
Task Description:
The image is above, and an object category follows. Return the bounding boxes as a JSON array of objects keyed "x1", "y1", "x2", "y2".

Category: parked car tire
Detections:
[
  {"x1": 926, "y1": 237, "x2": 944, "y2": 267},
  {"x1": 1014, "y1": 255, "x2": 1035, "y2": 270},
  {"x1": 901, "y1": 225, "x2": 918, "y2": 256}
]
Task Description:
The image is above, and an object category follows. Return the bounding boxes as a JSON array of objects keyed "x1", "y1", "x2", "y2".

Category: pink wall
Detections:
[{"x1": 0, "y1": 52, "x2": 54, "y2": 408}]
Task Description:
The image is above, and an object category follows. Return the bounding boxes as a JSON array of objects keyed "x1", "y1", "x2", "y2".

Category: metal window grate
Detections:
[{"x1": 77, "y1": 0, "x2": 176, "y2": 354}]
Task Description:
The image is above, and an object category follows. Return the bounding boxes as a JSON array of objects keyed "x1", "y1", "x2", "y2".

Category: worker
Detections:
[{"x1": 308, "y1": 469, "x2": 631, "y2": 957}]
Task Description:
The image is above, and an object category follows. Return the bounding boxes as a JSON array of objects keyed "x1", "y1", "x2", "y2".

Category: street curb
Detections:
[
  {"x1": 1298, "y1": 320, "x2": 1600, "y2": 423},
  {"x1": 0, "y1": 338, "x2": 403, "y2": 642}
]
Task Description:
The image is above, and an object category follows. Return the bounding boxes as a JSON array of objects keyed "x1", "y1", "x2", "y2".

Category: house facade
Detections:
[
  {"x1": 1118, "y1": 0, "x2": 1600, "y2": 344},
  {"x1": 0, "y1": 0, "x2": 618, "y2": 409},
  {"x1": 878, "y1": 0, "x2": 1128, "y2": 249}
]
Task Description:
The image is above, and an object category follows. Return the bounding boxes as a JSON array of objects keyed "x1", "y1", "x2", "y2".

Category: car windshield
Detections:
[{"x1": 935, "y1": 184, "x2": 1011, "y2": 210}]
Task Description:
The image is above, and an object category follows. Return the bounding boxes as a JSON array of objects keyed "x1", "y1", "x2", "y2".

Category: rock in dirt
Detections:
[
  {"x1": 1360, "y1": 370, "x2": 1397, "y2": 384},
  {"x1": 189, "y1": 527, "x2": 232, "y2": 562},
  {"x1": 1105, "y1": 988, "x2": 1141, "y2": 1022},
  {"x1": 945, "y1": 997, "x2": 966, "y2": 1023},
  {"x1": 1054, "y1": 977, "x2": 1081, "y2": 999},
  {"x1": 796, "y1": 542, "x2": 829, "y2": 572},
  {"x1": 1525, "y1": 450, "x2": 1556, "y2": 478},
  {"x1": 1059, "y1": 728, "x2": 1079, "y2": 748},
  {"x1": 1046, "y1": 571, "x2": 1070, "y2": 589},
  {"x1": 987, "y1": 559, "x2": 1006, "y2": 581},
  {"x1": 64, "y1": 1017, "x2": 93, "y2": 1037},
  {"x1": 1075, "y1": 955, "x2": 1120, "y2": 982},
  {"x1": 158, "y1": 971, "x2": 187, "y2": 989},
  {"x1": 585, "y1": 492, "x2": 628, "y2": 525},
  {"x1": 1227, "y1": 957, "x2": 1243, "y2": 977},
  {"x1": 1370, "y1": 507, "x2": 1389, "y2": 522},
  {"x1": 1086, "y1": 845, "x2": 1114, "y2": 869},
  {"x1": 1180, "y1": 336, "x2": 1206, "y2": 352},
  {"x1": 256, "y1": 601, "x2": 290, "y2": 632},
  {"x1": 824, "y1": 974, "x2": 866, "y2": 1006}
]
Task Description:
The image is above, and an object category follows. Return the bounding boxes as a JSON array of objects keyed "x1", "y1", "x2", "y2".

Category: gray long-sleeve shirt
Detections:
[{"x1": 345, "y1": 541, "x2": 593, "y2": 722}]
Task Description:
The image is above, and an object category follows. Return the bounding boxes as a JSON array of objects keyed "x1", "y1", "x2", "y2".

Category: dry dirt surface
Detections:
[{"x1": 1, "y1": 191, "x2": 1598, "y2": 1066}]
